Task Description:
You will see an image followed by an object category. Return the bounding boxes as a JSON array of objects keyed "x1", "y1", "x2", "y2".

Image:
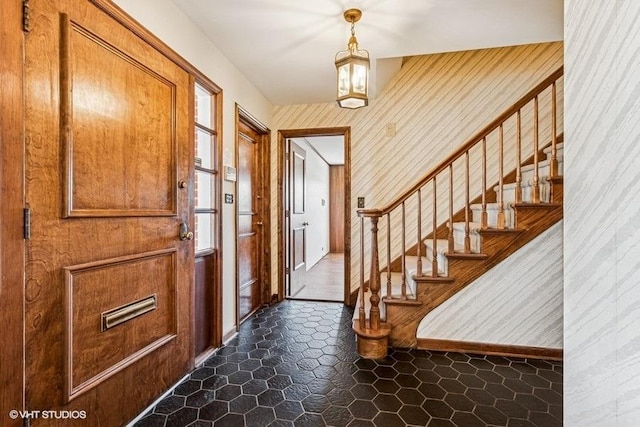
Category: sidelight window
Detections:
[{"x1": 194, "y1": 82, "x2": 219, "y2": 252}]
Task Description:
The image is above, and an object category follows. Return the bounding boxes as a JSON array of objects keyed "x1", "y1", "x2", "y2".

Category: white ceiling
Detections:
[
  {"x1": 301, "y1": 136, "x2": 345, "y2": 166},
  {"x1": 173, "y1": 0, "x2": 563, "y2": 106}
]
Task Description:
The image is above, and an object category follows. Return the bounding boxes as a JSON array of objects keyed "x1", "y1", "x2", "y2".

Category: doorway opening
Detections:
[{"x1": 278, "y1": 128, "x2": 351, "y2": 304}]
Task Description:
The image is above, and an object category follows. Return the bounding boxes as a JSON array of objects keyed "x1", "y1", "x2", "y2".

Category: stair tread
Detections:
[
  {"x1": 495, "y1": 176, "x2": 559, "y2": 192},
  {"x1": 413, "y1": 275, "x2": 455, "y2": 283},
  {"x1": 470, "y1": 202, "x2": 514, "y2": 210},
  {"x1": 512, "y1": 202, "x2": 562, "y2": 209}
]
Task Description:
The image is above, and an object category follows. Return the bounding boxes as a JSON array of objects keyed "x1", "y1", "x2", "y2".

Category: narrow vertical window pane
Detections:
[
  {"x1": 195, "y1": 213, "x2": 212, "y2": 251},
  {"x1": 196, "y1": 128, "x2": 213, "y2": 169},
  {"x1": 196, "y1": 171, "x2": 213, "y2": 209},
  {"x1": 195, "y1": 83, "x2": 212, "y2": 128}
]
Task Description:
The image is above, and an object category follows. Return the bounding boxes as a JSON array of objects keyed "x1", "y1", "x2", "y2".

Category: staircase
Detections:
[{"x1": 353, "y1": 66, "x2": 564, "y2": 358}]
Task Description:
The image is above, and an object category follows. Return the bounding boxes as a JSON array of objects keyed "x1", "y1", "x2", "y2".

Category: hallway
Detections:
[
  {"x1": 290, "y1": 253, "x2": 344, "y2": 302},
  {"x1": 133, "y1": 301, "x2": 562, "y2": 426}
]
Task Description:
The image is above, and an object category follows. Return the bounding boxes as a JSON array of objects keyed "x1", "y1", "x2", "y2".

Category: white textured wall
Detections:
[
  {"x1": 113, "y1": 0, "x2": 273, "y2": 338},
  {"x1": 564, "y1": 1, "x2": 640, "y2": 425},
  {"x1": 290, "y1": 138, "x2": 331, "y2": 269},
  {"x1": 418, "y1": 222, "x2": 563, "y2": 348}
]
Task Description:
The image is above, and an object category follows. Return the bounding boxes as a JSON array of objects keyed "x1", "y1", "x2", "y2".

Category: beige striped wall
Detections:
[{"x1": 271, "y1": 42, "x2": 564, "y2": 294}]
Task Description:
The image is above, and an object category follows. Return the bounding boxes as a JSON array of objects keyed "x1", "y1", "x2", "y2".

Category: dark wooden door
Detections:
[
  {"x1": 237, "y1": 122, "x2": 262, "y2": 322},
  {"x1": 288, "y1": 140, "x2": 307, "y2": 296},
  {"x1": 24, "y1": 1, "x2": 193, "y2": 424}
]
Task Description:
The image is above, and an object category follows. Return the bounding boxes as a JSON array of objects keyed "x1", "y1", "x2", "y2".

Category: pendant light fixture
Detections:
[{"x1": 335, "y1": 8, "x2": 370, "y2": 109}]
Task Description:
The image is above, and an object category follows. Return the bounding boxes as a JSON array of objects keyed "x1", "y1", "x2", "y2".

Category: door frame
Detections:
[
  {"x1": 235, "y1": 105, "x2": 271, "y2": 327},
  {"x1": 277, "y1": 127, "x2": 351, "y2": 304},
  {"x1": 0, "y1": 1, "x2": 25, "y2": 424}
]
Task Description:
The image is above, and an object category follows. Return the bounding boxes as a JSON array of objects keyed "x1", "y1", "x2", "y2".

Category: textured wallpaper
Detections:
[
  {"x1": 272, "y1": 42, "x2": 564, "y2": 295},
  {"x1": 417, "y1": 222, "x2": 563, "y2": 348},
  {"x1": 564, "y1": 1, "x2": 640, "y2": 425}
]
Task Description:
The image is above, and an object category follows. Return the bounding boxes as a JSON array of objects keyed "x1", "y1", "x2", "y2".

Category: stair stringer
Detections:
[{"x1": 384, "y1": 203, "x2": 563, "y2": 348}]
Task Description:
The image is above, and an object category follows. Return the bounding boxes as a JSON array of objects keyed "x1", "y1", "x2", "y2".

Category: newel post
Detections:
[{"x1": 358, "y1": 208, "x2": 383, "y2": 330}]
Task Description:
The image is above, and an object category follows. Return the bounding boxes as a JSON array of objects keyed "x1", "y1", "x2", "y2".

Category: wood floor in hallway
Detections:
[{"x1": 290, "y1": 252, "x2": 344, "y2": 302}]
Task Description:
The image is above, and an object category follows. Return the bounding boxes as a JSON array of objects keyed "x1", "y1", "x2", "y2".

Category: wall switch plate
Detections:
[
  {"x1": 225, "y1": 193, "x2": 233, "y2": 204},
  {"x1": 357, "y1": 197, "x2": 365, "y2": 208},
  {"x1": 385, "y1": 122, "x2": 397, "y2": 137}
]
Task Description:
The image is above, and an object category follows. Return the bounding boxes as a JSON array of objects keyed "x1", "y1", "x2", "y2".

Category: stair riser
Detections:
[
  {"x1": 452, "y1": 227, "x2": 481, "y2": 253},
  {"x1": 521, "y1": 159, "x2": 564, "y2": 184},
  {"x1": 423, "y1": 244, "x2": 449, "y2": 276},
  {"x1": 471, "y1": 206, "x2": 514, "y2": 229},
  {"x1": 500, "y1": 182, "x2": 552, "y2": 204},
  {"x1": 543, "y1": 144, "x2": 564, "y2": 160}
]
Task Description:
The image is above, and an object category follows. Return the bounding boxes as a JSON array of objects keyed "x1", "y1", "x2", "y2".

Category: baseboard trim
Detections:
[
  {"x1": 416, "y1": 338, "x2": 563, "y2": 361},
  {"x1": 194, "y1": 346, "x2": 218, "y2": 367},
  {"x1": 222, "y1": 328, "x2": 238, "y2": 344}
]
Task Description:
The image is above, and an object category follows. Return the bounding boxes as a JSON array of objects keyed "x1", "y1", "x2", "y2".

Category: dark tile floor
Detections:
[{"x1": 132, "y1": 301, "x2": 562, "y2": 427}]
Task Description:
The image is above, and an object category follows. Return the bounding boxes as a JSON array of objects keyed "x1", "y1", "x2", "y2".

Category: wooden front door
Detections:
[
  {"x1": 288, "y1": 140, "x2": 307, "y2": 297},
  {"x1": 24, "y1": 1, "x2": 193, "y2": 424},
  {"x1": 237, "y1": 121, "x2": 263, "y2": 322}
]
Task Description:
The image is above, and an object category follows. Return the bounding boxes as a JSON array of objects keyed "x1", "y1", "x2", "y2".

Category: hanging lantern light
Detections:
[{"x1": 335, "y1": 8, "x2": 370, "y2": 109}]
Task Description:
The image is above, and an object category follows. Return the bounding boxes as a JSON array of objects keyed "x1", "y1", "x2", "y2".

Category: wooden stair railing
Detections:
[{"x1": 354, "y1": 66, "x2": 564, "y2": 358}]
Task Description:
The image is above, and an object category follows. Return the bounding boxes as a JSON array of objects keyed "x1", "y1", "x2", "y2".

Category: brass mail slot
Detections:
[{"x1": 101, "y1": 294, "x2": 157, "y2": 332}]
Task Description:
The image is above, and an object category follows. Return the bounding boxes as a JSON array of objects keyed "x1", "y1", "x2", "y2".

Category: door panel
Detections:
[
  {"x1": 62, "y1": 17, "x2": 176, "y2": 216},
  {"x1": 289, "y1": 141, "x2": 307, "y2": 296},
  {"x1": 237, "y1": 122, "x2": 262, "y2": 322},
  {"x1": 194, "y1": 253, "x2": 216, "y2": 356},
  {"x1": 65, "y1": 250, "x2": 177, "y2": 399},
  {"x1": 25, "y1": 1, "x2": 192, "y2": 424}
]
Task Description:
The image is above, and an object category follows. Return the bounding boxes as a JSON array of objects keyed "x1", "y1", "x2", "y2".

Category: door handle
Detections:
[
  {"x1": 302, "y1": 222, "x2": 309, "y2": 226},
  {"x1": 179, "y1": 222, "x2": 194, "y2": 241}
]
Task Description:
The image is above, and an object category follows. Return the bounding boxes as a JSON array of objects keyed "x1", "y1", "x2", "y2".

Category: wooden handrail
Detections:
[
  {"x1": 355, "y1": 65, "x2": 563, "y2": 337},
  {"x1": 357, "y1": 66, "x2": 564, "y2": 217}
]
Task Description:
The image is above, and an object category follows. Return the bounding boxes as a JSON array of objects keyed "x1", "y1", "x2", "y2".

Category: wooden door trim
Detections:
[
  {"x1": 277, "y1": 127, "x2": 352, "y2": 304},
  {"x1": 235, "y1": 105, "x2": 271, "y2": 327},
  {"x1": 0, "y1": 2, "x2": 25, "y2": 424}
]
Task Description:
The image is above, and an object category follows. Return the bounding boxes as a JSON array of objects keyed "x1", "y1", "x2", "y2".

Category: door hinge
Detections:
[
  {"x1": 285, "y1": 210, "x2": 290, "y2": 218},
  {"x1": 285, "y1": 267, "x2": 290, "y2": 274},
  {"x1": 22, "y1": 0, "x2": 31, "y2": 33},
  {"x1": 23, "y1": 417, "x2": 31, "y2": 427},
  {"x1": 24, "y1": 207, "x2": 31, "y2": 240}
]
